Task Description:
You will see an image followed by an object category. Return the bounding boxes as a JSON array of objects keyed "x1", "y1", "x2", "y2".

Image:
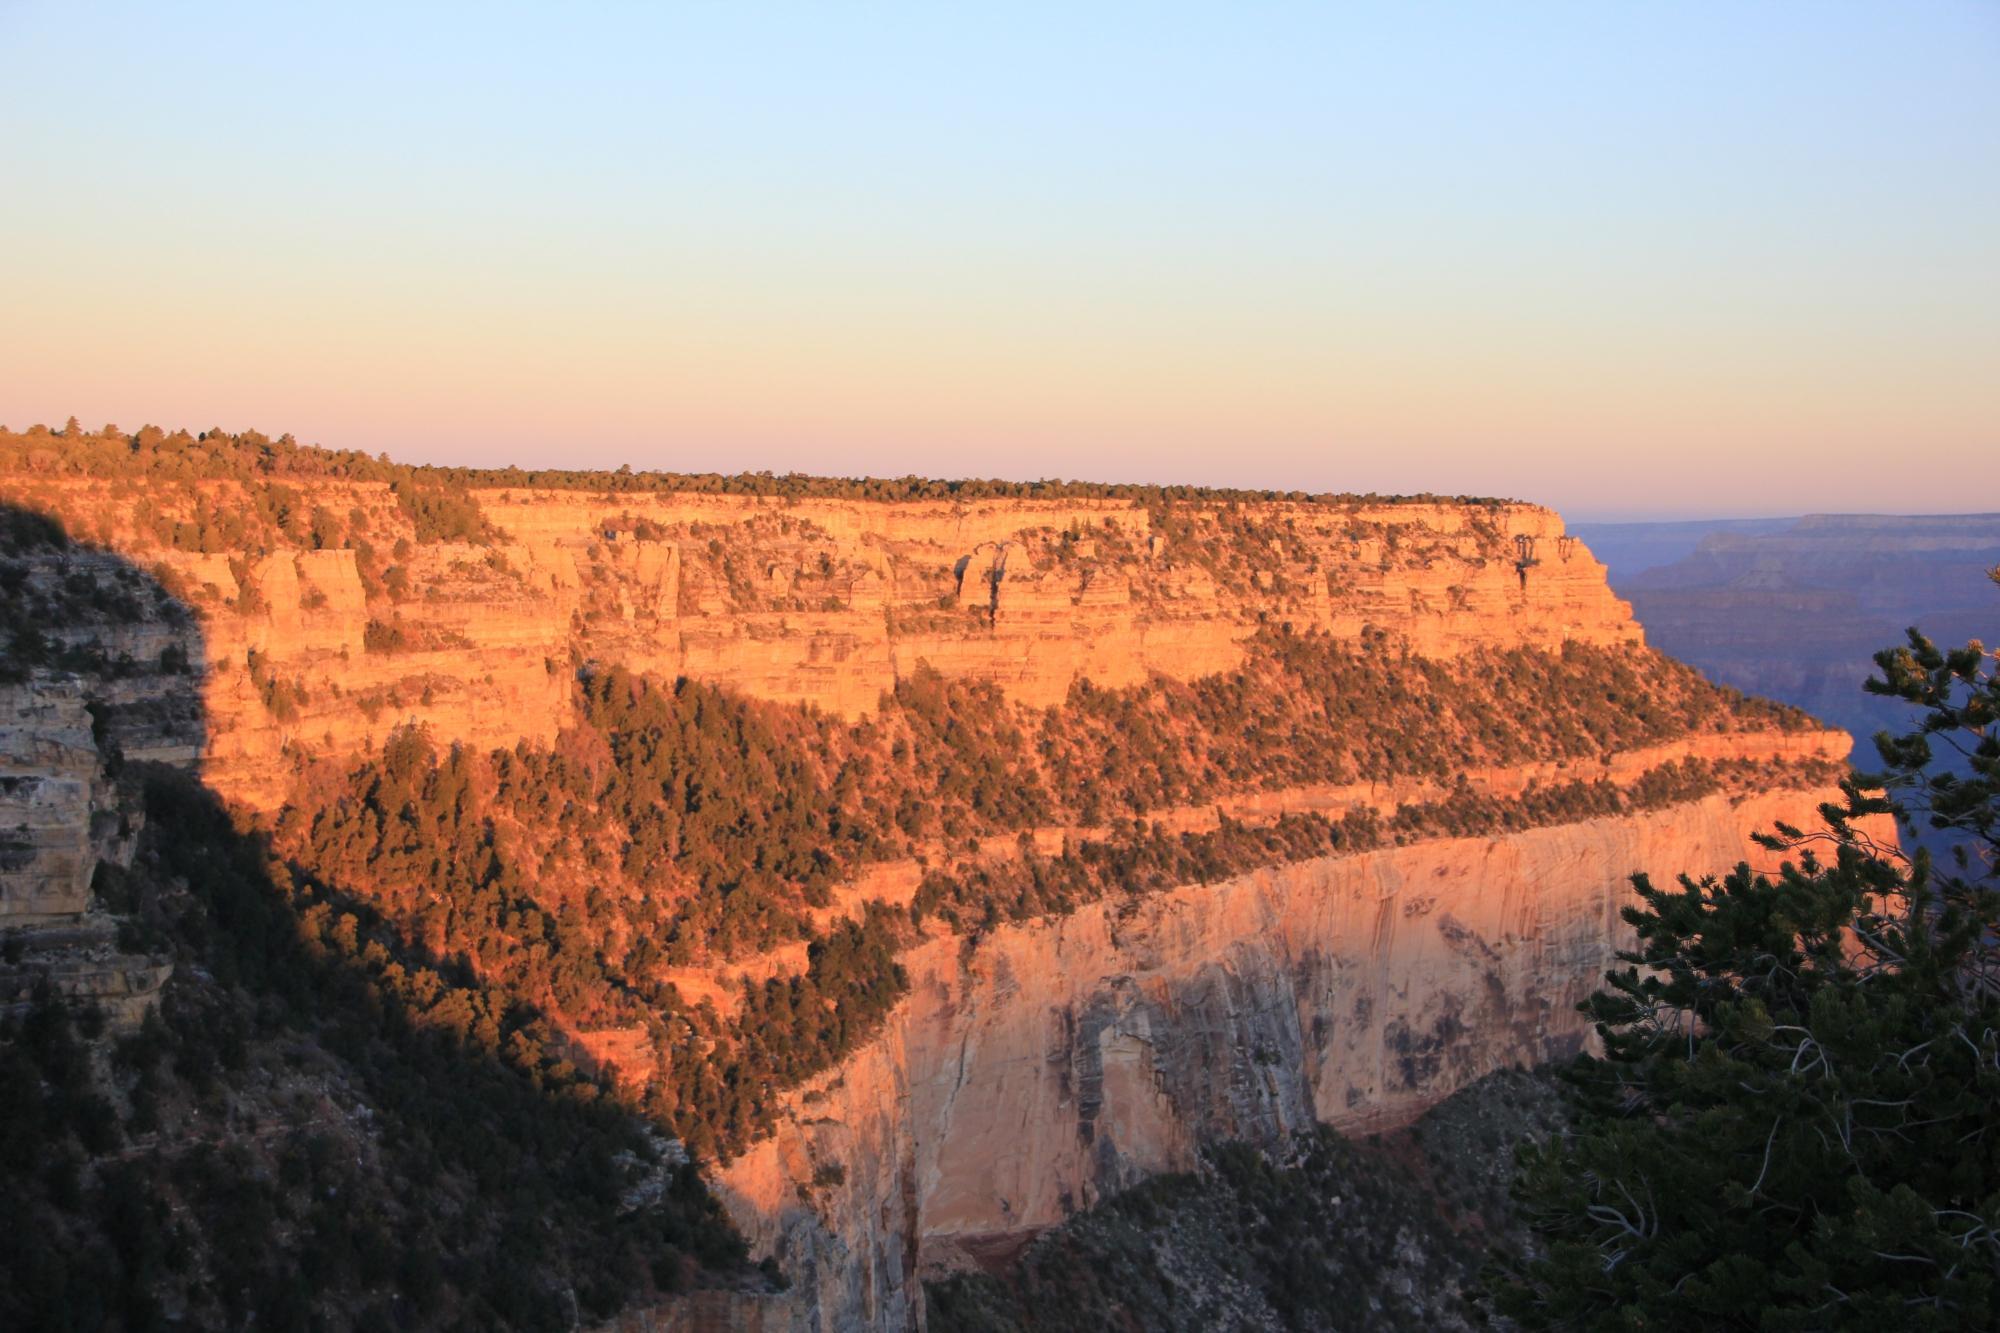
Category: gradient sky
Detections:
[{"x1": 3, "y1": 2, "x2": 1995, "y2": 518}]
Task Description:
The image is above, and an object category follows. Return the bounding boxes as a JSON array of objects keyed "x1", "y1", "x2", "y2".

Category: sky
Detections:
[{"x1": 2, "y1": 2, "x2": 1995, "y2": 519}]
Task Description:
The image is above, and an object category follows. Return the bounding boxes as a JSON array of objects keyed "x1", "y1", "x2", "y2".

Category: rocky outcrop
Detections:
[
  {"x1": 0, "y1": 479, "x2": 1640, "y2": 806},
  {"x1": 0, "y1": 681, "x2": 105, "y2": 924},
  {"x1": 712, "y1": 784, "x2": 1869, "y2": 1330},
  {"x1": 0, "y1": 679, "x2": 170, "y2": 1028}
]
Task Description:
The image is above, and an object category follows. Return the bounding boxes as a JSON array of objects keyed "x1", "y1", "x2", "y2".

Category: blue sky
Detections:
[{"x1": 3, "y1": 2, "x2": 1995, "y2": 517}]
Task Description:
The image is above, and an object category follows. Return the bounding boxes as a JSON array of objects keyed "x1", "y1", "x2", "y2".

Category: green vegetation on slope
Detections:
[
  {"x1": 283, "y1": 631, "x2": 1807, "y2": 964},
  {"x1": 0, "y1": 472, "x2": 1852, "y2": 1328},
  {"x1": 0, "y1": 774, "x2": 756, "y2": 1333},
  {"x1": 1, "y1": 420, "x2": 1512, "y2": 507},
  {"x1": 1037, "y1": 629, "x2": 1812, "y2": 818},
  {"x1": 1497, "y1": 610, "x2": 2000, "y2": 1328},
  {"x1": 910, "y1": 756, "x2": 1840, "y2": 933},
  {"x1": 279, "y1": 718, "x2": 913, "y2": 1161},
  {"x1": 264, "y1": 630, "x2": 1822, "y2": 1160},
  {"x1": 0, "y1": 505, "x2": 758, "y2": 1330}
]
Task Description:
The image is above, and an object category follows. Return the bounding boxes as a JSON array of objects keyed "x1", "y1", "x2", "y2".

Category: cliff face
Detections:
[
  {"x1": 0, "y1": 680, "x2": 171, "y2": 1028},
  {"x1": 0, "y1": 681, "x2": 105, "y2": 925},
  {"x1": 3, "y1": 479, "x2": 1637, "y2": 807},
  {"x1": 2, "y1": 468, "x2": 1864, "y2": 1330},
  {"x1": 713, "y1": 784, "x2": 1866, "y2": 1331}
]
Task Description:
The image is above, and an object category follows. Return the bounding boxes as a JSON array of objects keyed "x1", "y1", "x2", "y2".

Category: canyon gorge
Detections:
[{"x1": 1, "y1": 429, "x2": 1873, "y2": 1331}]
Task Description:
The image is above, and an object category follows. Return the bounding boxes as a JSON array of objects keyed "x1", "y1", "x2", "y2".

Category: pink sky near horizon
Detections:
[{"x1": 3, "y1": 2, "x2": 1995, "y2": 521}]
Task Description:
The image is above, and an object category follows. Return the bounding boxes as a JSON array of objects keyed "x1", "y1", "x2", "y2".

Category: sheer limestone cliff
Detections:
[
  {"x1": 709, "y1": 782, "x2": 1862, "y2": 1331},
  {"x1": 1, "y1": 466, "x2": 1868, "y2": 1330},
  {"x1": 2, "y1": 478, "x2": 1637, "y2": 808}
]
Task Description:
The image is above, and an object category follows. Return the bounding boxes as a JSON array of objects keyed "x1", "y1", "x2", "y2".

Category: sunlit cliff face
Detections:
[
  {"x1": 1, "y1": 450, "x2": 1878, "y2": 1330},
  {"x1": 0, "y1": 459, "x2": 1643, "y2": 807},
  {"x1": 716, "y1": 782, "x2": 1870, "y2": 1329}
]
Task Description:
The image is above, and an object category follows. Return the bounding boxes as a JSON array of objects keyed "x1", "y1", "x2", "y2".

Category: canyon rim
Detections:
[{"x1": 0, "y1": 431, "x2": 1877, "y2": 1330}]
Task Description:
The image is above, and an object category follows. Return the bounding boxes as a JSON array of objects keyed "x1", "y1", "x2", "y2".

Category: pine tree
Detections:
[{"x1": 1497, "y1": 583, "x2": 2000, "y2": 1330}]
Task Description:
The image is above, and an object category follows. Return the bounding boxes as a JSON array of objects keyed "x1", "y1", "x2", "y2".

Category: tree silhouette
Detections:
[{"x1": 1497, "y1": 592, "x2": 2000, "y2": 1330}]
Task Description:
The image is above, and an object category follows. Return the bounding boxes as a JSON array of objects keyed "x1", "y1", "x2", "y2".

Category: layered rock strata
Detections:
[
  {"x1": 1, "y1": 479, "x2": 1637, "y2": 807},
  {"x1": 0, "y1": 472, "x2": 1871, "y2": 1331},
  {"x1": 712, "y1": 784, "x2": 1867, "y2": 1330},
  {"x1": 0, "y1": 679, "x2": 170, "y2": 1028}
]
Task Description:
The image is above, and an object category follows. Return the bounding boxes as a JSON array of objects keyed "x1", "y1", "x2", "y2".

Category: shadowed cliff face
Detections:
[
  {"x1": 0, "y1": 503, "x2": 201, "y2": 1024},
  {"x1": 0, "y1": 502, "x2": 764, "y2": 1328},
  {"x1": 923, "y1": 1067, "x2": 1572, "y2": 1332}
]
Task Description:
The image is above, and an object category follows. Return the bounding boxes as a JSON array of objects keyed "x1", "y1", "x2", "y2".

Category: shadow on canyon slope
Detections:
[
  {"x1": 0, "y1": 498, "x2": 207, "y2": 766},
  {"x1": 0, "y1": 498, "x2": 753, "y2": 1330}
]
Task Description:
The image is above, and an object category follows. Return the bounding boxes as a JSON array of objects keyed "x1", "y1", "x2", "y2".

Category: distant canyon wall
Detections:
[{"x1": 1588, "y1": 511, "x2": 1998, "y2": 860}]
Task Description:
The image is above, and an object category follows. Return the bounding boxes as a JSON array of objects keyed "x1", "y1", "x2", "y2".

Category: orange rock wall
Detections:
[
  {"x1": 0, "y1": 472, "x2": 1877, "y2": 1332},
  {"x1": 3, "y1": 480, "x2": 1640, "y2": 807},
  {"x1": 714, "y1": 784, "x2": 1881, "y2": 1329}
]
